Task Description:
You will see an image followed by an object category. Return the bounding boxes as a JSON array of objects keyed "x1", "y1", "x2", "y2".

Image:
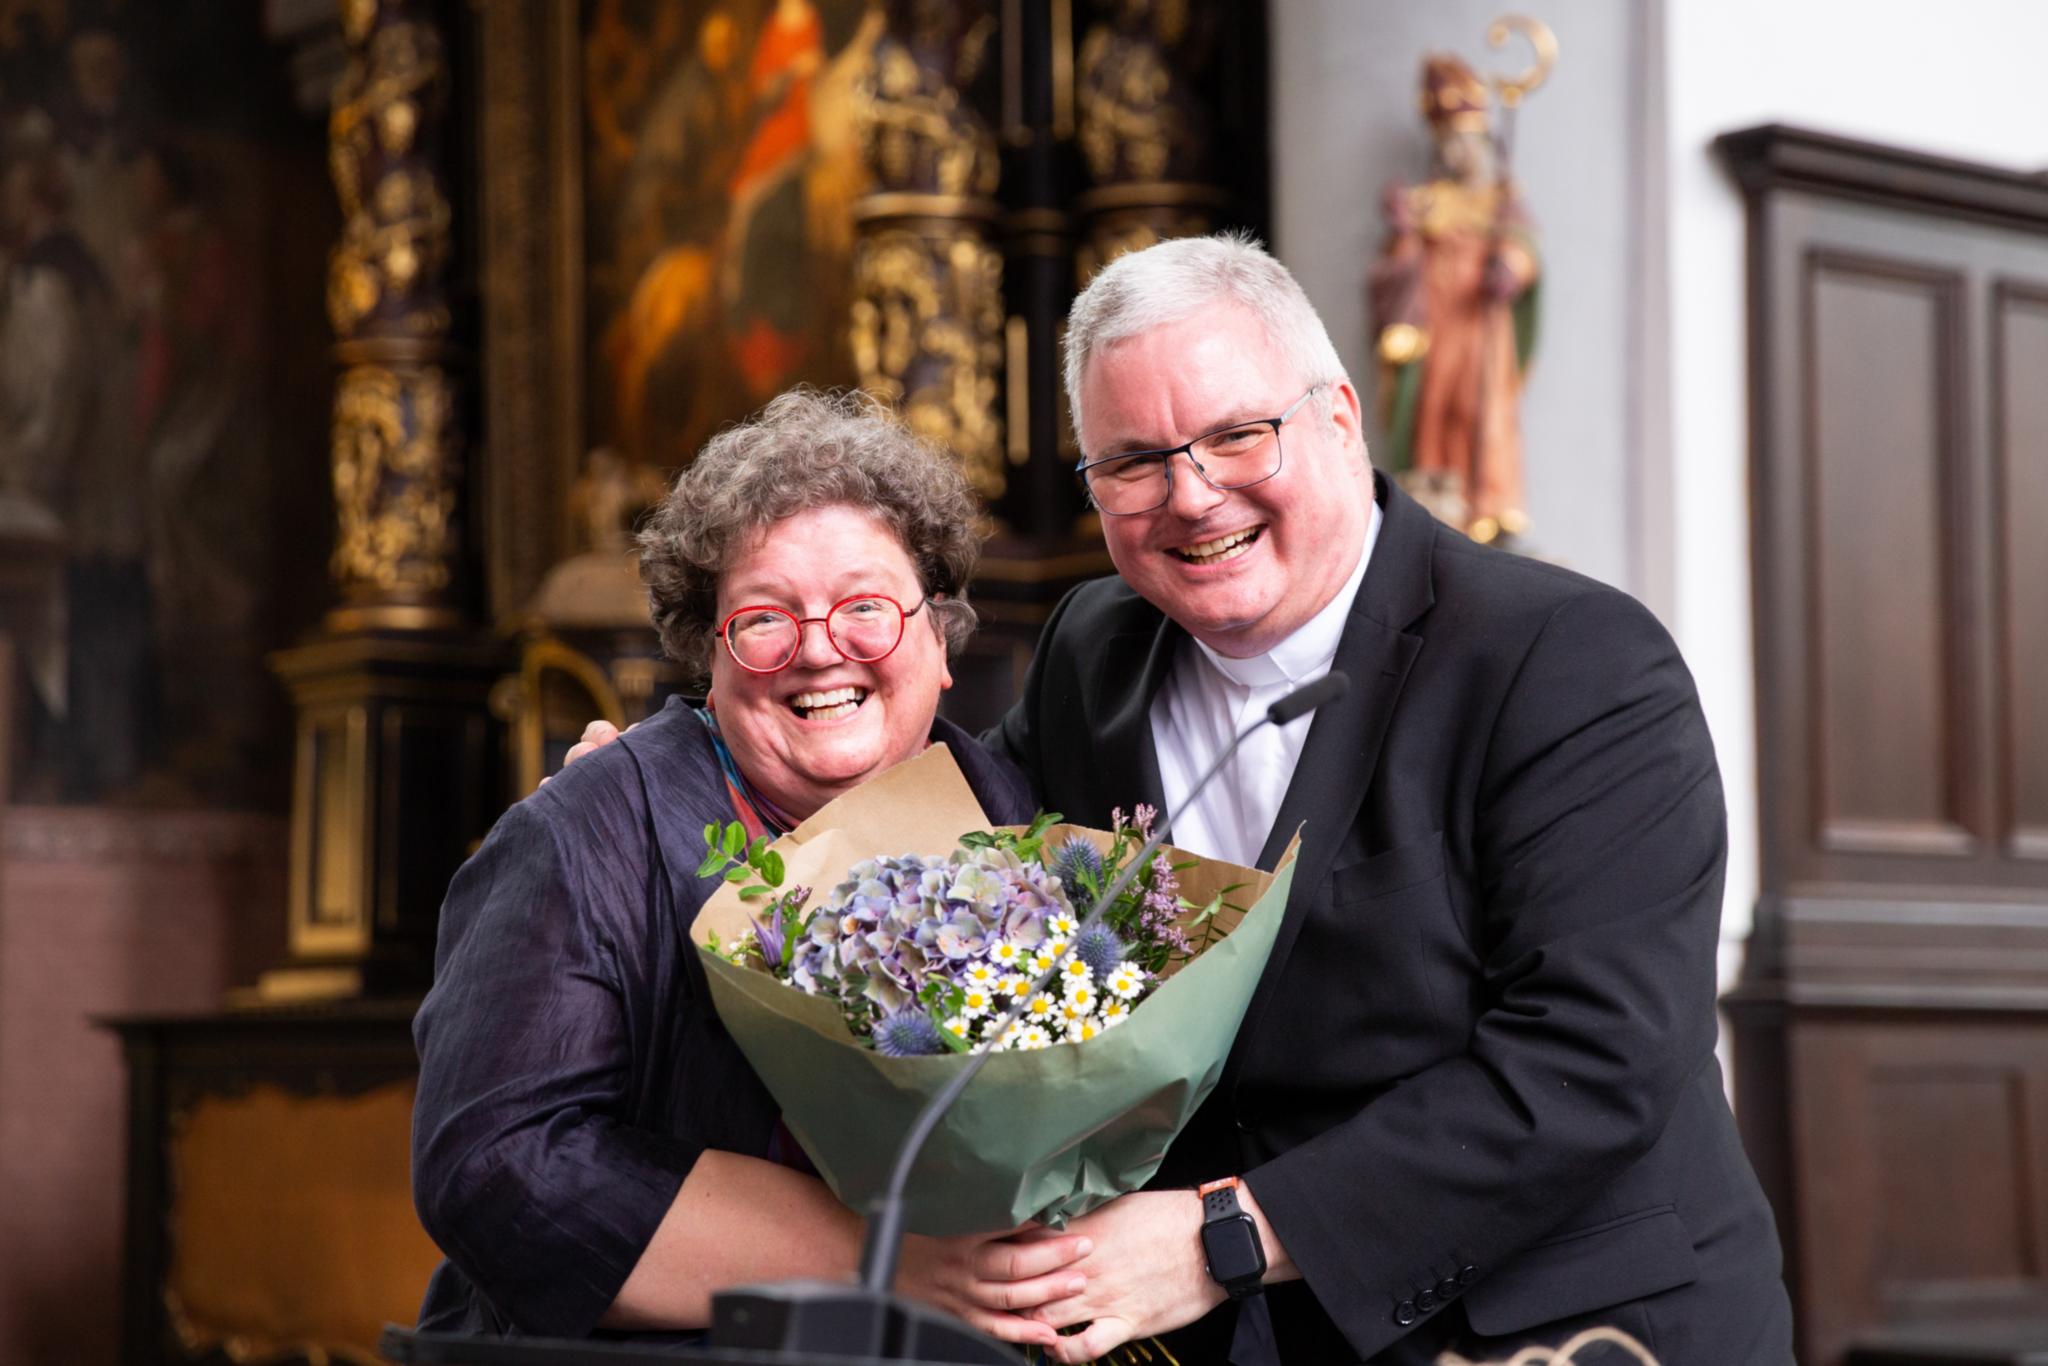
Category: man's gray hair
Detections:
[
  {"x1": 638, "y1": 388, "x2": 982, "y2": 682},
  {"x1": 1062, "y1": 231, "x2": 1349, "y2": 451}
]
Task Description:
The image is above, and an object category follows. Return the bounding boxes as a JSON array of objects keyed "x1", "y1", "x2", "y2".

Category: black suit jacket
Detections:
[{"x1": 988, "y1": 476, "x2": 1791, "y2": 1364}]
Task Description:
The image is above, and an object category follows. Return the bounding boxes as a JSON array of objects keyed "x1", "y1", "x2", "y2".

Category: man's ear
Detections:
[{"x1": 1328, "y1": 378, "x2": 1366, "y2": 450}]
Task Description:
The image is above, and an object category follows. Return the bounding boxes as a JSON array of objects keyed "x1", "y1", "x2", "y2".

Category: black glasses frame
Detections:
[
  {"x1": 1074, "y1": 385, "x2": 1323, "y2": 516},
  {"x1": 717, "y1": 593, "x2": 932, "y2": 675}
]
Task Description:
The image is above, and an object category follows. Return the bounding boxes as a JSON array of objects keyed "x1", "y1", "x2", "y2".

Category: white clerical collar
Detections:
[{"x1": 1189, "y1": 499, "x2": 1379, "y2": 691}]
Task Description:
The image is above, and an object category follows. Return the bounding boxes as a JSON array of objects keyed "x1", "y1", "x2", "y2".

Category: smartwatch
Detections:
[{"x1": 1198, "y1": 1176, "x2": 1267, "y2": 1300}]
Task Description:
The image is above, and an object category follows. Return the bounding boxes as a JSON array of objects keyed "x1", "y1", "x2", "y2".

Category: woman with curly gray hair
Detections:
[{"x1": 410, "y1": 391, "x2": 1087, "y2": 1350}]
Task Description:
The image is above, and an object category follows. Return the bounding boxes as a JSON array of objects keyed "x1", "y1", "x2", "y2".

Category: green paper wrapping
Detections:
[{"x1": 693, "y1": 745, "x2": 1297, "y2": 1236}]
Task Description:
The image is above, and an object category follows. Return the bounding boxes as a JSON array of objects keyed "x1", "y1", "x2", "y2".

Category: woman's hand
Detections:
[{"x1": 895, "y1": 1226, "x2": 1096, "y2": 1351}]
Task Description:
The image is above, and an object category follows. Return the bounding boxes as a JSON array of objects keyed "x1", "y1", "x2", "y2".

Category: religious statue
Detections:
[{"x1": 1369, "y1": 25, "x2": 1551, "y2": 545}]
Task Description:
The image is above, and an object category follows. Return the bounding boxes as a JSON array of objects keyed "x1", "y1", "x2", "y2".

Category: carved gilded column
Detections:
[
  {"x1": 851, "y1": 0, "x2": 1008, "y2": 505},
  {"x1": 325, "y1": 0, "x2": 464, "y2": 631},
  {"x1": 257, "y1": 0, "x2": 504, "y2": 1002},
  {"x1": 1072, "y1": 0, "x2": 1227, "y2": 281}
]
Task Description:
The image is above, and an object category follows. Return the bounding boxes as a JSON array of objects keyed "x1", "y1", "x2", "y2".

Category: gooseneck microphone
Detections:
[{"x1": 713, "y1": 671, "x2": 1351, "y2": 1363}]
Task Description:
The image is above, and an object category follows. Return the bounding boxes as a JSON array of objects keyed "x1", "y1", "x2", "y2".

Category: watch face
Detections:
[{"x1": 1202, "y1": 1214, "x2": 1265, "y2": 1284}]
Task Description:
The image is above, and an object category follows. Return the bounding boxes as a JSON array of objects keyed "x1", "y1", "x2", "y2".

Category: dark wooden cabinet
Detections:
[
  {"x1": 1719, "y1": 126, "x2": 2048, "y2": 1366},
  {"x1": 106, "y1": 1003, "x2": 435, "y2": 1366}
]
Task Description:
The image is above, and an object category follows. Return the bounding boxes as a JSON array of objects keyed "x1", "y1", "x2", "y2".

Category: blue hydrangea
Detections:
[{"x1": 788, "y1": 845, "x2": 1078, "y2": 1038}]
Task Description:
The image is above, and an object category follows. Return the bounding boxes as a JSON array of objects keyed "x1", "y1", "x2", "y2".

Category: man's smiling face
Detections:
[{"x1": 1077, "y1": 304, "x2": 1372, "y2": 658}]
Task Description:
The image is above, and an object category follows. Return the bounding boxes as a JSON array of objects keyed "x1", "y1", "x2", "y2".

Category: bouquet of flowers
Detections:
[
  {"x1": 692, "y1": 745, "x2": 1297, "y2": 1236},
  {"x1": 703, "y1": 803, "x2": 1221, "y2": 1056}
]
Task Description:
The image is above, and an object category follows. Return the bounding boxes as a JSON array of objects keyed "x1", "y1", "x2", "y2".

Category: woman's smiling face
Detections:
[{"x1": 709, "y1": 503, "x2": 952, "y2": 821}]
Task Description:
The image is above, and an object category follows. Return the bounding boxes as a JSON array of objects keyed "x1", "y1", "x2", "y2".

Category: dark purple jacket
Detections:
[{"x1": 411, "y1": 698, "x2": 1033, "y2": 1337}]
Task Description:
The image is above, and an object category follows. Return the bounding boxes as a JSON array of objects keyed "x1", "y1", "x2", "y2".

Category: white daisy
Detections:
[
  {"x1": 999, "y1": 972, "x2": 1033, "y2": 999},
  {"x1": 1014, "y1": 1024, "x2": 1053, "y2": 1051},
  {"x1": 1025, "y1": 992, "x2": 1058, "y2": 1022},
  {"x1": 962, "y1": 960, "x2": 999, "y2": 988},
  {"x1": 1048, "y1": 912, "x2": 1079, "y2": 938},
  {"x1": 960, "y1": 986, "x2": 994, "y2": 1018},
  {"x1": 1064, "y1": 982, "x2": 1097, "y2": 1013},
  {"x1": 1068, "y1": 1017, "x2": 1104, "y2": 1043},
  {"x1": 988, "y1": 939, "x2": 1022, "y2": 967},
  {"x1": 1106, "y1": 962, "x2": 1145, "y2": 1000},
  {"x1": 942, "y1": 1015, "x2": 971, "y2": 1040},
  {"x1": 1030, "y1": 950, "x2": 1057, "y2": 975},
  {"x1": 1101, "y1": 999, "x2": 1131, "y2": 1027},
  {"x1": 1060, "y1": 957, "x2": 1093, "y2": 991}
]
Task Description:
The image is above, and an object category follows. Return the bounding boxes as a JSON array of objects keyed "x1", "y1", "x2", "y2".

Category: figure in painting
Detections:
[
  {"x1": 588, "y1": 0, "x2": 878, "y2": 476},
  {"x1": 1368, "y1": 52, "x2": 1541, "y2": 545},
  {"x1": 0, "y1": 113, "x2": 132, "y2": 794},
  {"x1": 0, "y1": 6, "x2": 287, "y2": 804}
]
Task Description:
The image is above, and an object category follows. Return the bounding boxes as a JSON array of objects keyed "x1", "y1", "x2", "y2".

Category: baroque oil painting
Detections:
[
  {"x1": 582, "y1": 0, "x2": 879, "y2": 478},
  {"x1": 0, "y1": 0, "x2": 333, "y2": 805}
]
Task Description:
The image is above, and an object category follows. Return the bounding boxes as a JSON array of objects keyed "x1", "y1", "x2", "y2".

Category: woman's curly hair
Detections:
[{"x1": 638, "y1": 389, "x2": 983, "y2": 682}]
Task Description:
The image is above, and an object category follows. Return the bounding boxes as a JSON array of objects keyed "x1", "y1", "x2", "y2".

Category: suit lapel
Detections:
[
  {"x1": 1228, "y1": 474, "x2": 1438, "y2": 1084},
  {"x1": 1086, "y1": 619, "x2": 1177, "y2": 825}
]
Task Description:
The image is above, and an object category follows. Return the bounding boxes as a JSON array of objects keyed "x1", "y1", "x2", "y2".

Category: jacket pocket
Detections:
[
  {"x1": 1461, "y1": 1205, "x2": 1699, "y2": 1337},
  {"x1": 1327, "y1": 831, "x2": 1446, "y2": 905}
]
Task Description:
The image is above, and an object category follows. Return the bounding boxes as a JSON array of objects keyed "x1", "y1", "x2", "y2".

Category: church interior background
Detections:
[{"x1": 0, "y1": 0, "x2": 2044, "y2": 1362}]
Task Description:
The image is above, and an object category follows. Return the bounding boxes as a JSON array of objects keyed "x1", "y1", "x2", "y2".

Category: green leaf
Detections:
[
  {"x1": 738, "y1": 884, "x2": 771, "y2": 901},
  {"x1": 722, "y1": 823, "x2": 746, "y2": 858},
  {"x1": 695, "y1": 852, "x2": 726, "y2": 878},
  {"x1": 762, "y1": 850, "x2": 785, "y2": 886},
  {"x1": 723, "y1": 865, "x2": 751, "y2": 884},
  {"x1": 934, "y1": 1015, "x2": 970, "y2": 1053},
  {"x1": 702, "y1": 822, "x2": 719, "y2": 854},
  {"x1": 748, "y1": 835, "x2": 769, "y2": 864},
  {"x1": 957, "y1": 831, "x2": 995, "y2": 849}
]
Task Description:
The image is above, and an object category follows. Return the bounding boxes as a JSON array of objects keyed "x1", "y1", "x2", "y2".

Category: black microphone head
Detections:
[{"x1": 1268, "y1": 670, "x2": 1350, "y2": 726}]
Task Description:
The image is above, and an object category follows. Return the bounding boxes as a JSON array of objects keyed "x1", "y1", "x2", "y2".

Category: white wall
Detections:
[{"x1": 1661, "y1": 0, "x2": 2048, "y2": 985}]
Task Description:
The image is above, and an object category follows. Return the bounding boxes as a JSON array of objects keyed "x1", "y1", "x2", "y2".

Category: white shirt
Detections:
[{"x1": 1149, "y1": 502, "x2": 1381, "y2": 867}]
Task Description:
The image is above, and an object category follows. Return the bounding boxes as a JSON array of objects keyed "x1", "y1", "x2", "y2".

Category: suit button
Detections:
[
  {"x1": 1416, "y1": 1290, "x2": 1439, "y2": 1312},
  {"x1": 1393, "y1": 1300, "x2": 1418, "y2": 1326},
  {"x1": 1458, "y1": 1264, "x2": 1478, "y2": 1285},
  {"x1": 1436, "y1": 1278, "x2": 1462, "y2": 1299}
]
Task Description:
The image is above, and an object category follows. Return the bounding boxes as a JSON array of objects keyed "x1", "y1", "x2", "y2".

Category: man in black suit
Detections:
[{"x1": 982, "y1": 234, "x2": 1793, "y2": 1364}]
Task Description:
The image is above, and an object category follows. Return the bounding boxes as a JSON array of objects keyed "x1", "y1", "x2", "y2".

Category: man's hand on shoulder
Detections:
[{"x1": 542, "y1": 719, "x2": 630, "y2": 783}]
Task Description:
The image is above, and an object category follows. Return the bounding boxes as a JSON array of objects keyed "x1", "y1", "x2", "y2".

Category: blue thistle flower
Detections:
[
  {"x1": 1049, "y1": 837, "x2": 1105, "y2": 895},
  {"x1": 873, "y1": 1008, "x2": 946, "y2": 1058},
  {"x1": 1072, "y1": 922, "x2": 1129, "y2": 980}
]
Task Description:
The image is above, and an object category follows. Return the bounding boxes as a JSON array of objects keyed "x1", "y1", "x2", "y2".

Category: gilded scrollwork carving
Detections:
[
  {"x1": 324, "y1": 0, "x2": 463, "y2": 625},
  {"x1": 327, "y1": 4, "x2": 452, "y2": 339},
  {"x1": 858, "y1": 0, "x2": 1000, "y2": 198},
  {"x1": 850, "y1": 226, "x2": 1006, "y2": 502},
  {"x1": 1073, "y1": 201, "x2": 1214, "y2": 284},
  {"x1": 1070, "y1": 0, "x2": 1225, "y2": 284},
  {"x1": 850, "y1": 0, "x2": 1006, "y2": 504},
  {"x1": 1074, "y1": 0, "x2": 1214, "y2": 187},
  {"x1": 330, "y1": 365, "x2": 460, "y2": 598}
]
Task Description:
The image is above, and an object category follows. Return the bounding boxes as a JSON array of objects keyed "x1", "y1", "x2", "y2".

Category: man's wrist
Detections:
[
  {"x1": 1196, "y1": 1177, "x2": 1267, "y2": 1299},
  {"x1": 1233, "y1": 1178, "x2": 1296, "y2": 1284}
]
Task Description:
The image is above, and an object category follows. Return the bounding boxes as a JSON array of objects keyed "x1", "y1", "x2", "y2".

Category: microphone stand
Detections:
[{"x1": 711, "y1": 672, "x2": 1350, "y2": 1364}]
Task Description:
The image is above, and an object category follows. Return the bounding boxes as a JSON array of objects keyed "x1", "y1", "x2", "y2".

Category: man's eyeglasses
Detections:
[
  {"x1": 718, "y1": 594, "x2": 931, "y2": 674},
  {"x1": 1075, "y1": 386, "x2": 1322, "y2": 516}
]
